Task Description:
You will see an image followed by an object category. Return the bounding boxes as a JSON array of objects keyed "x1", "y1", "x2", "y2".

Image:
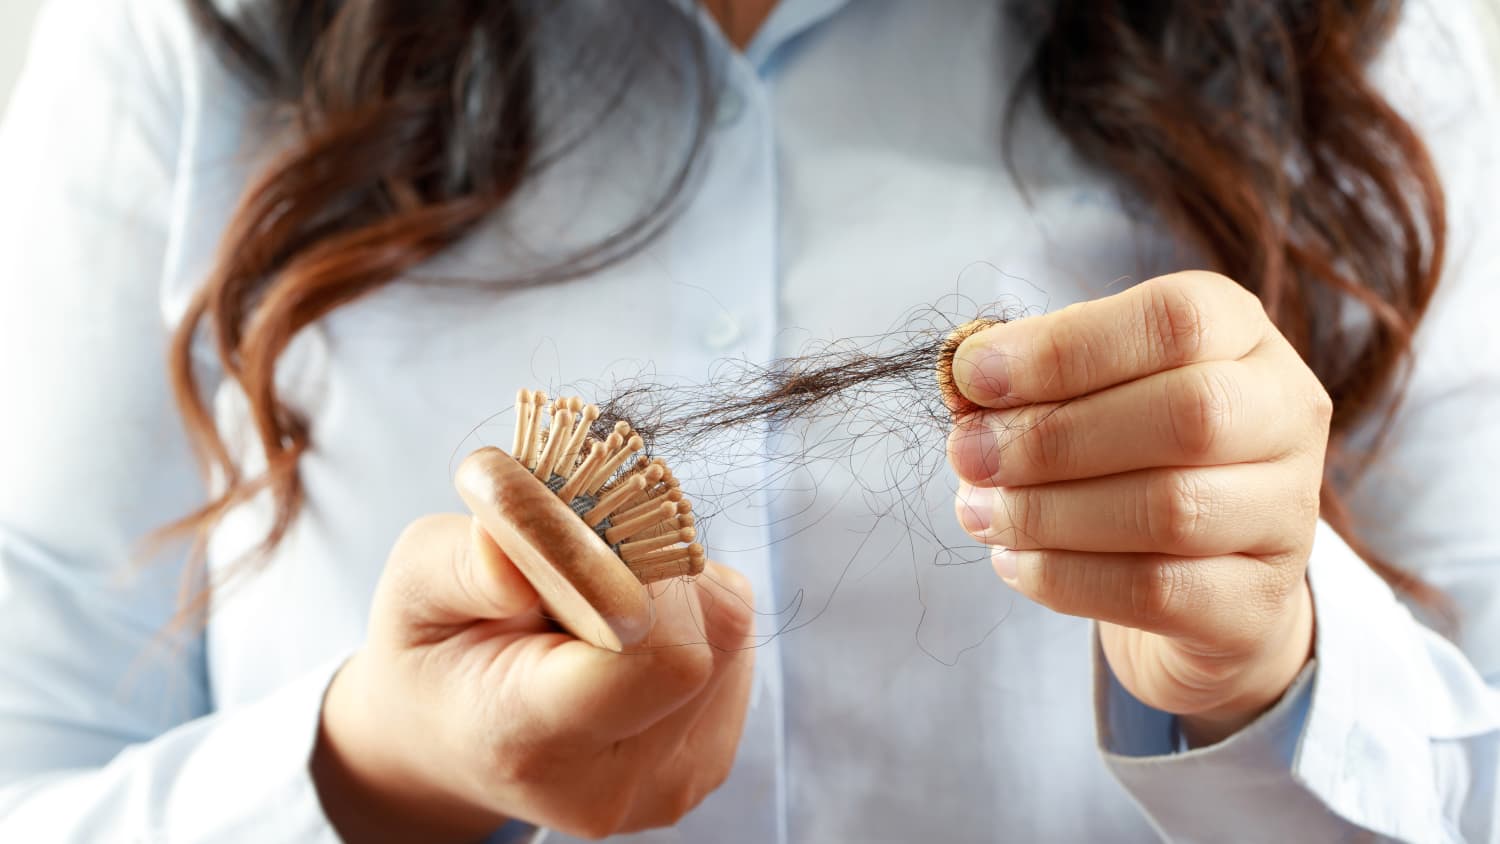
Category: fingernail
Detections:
[
  {"x1": 947, "y1": 418, "x2": 1000, "y2": 484},
  {"x1": 953, "y1": 337, "x2": 1013, "y2": 406},
  {"x1": 992, "y1": 547, "x2": 1018, "y2": 584},
  {"x1": 956, "y1": 482, "x2": 995, "y2": 536}
]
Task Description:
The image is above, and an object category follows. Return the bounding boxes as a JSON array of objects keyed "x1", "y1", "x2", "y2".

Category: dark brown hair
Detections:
[{"x1": 170, "y1": 0, "x2": 1444, "y2": 600}]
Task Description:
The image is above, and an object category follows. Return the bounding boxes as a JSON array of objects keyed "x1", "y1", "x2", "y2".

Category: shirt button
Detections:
[
  {"x1": 715, "y1": 85, "x2": 747, "y2": 128},
  {"x1": 702, "y1": 312, "x2": 745, "y2": 350}
]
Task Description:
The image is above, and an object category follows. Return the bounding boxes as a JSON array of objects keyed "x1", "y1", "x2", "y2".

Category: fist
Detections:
[
  {"x1": 313, "y1": 513, "x2": 756, "y2": 841},
  {"x1": 947, "y1": 271, "x2": 1327, "y2": 744}
]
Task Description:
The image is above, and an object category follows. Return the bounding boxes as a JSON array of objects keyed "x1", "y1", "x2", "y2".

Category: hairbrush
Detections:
[{"x1": 455, "y1": 389, "x2": 705, "y2": 650}]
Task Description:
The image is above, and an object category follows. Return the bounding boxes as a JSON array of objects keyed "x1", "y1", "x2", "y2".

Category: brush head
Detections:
[
  {"x1": 453, "y1": 390, "x2": 708, "y2": 649},
  {"x1": 509, "y1": 389, "x2": 705, "y2": 583}
]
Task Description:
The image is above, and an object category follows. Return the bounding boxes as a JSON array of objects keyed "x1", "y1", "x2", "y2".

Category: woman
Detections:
[{"x1": 0, "y1": 0, "x2": 1496, "y2": 840}]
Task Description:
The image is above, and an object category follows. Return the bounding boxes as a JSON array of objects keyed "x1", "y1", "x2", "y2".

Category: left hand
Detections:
[{"x1": 946, "y1": 271, "x2": 1328, "y2": 746}]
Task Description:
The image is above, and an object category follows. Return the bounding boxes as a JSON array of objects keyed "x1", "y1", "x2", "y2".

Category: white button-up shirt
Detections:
[{"x1": 1, "y1": 1, "x2": 1498, "y2": 841}]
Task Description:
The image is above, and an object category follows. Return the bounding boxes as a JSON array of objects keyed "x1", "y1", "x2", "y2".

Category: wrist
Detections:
[
  {"x1": 1178, "y1": 579, "x2": 1315, "y2": 747},
  {"x1": 312, "y1": 652, "x2": 505, "y2": 843}
]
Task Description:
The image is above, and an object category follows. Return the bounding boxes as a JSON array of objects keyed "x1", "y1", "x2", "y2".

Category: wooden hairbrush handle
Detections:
[{"x1": 455, "y1": 447, "x2": 653, "y2": 651}]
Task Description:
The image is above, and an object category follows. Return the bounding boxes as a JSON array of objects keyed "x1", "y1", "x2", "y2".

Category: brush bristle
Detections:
[{"x1": 513, "y1": 392, "x2": 705, "y2": 583}]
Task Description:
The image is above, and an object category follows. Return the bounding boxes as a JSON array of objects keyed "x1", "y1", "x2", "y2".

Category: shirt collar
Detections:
[
  {"x1": 664, "y1": 0, "x2": 855, "y2": 71},
  {"x1": 744, "y1": 0, "x2": 852, "y2": 69}
]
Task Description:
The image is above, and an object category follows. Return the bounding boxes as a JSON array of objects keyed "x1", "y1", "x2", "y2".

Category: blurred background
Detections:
[
  {"x1": 2, "y1": 1, "x2": 1499, "y2": 124},
  {"x1": 2, "y1": 1, "x2": 41, "y2": 113}
]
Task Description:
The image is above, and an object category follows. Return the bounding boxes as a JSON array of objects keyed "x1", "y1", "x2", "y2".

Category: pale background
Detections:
[
  {"x1": 1, "y1": 1, "x2": 1498, "y2": 133},
  {"x1": 1, "y1": 0, "x2": 42, "y2": 113}
]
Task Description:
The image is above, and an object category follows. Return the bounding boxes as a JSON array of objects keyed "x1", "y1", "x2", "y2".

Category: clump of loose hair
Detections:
[{"x1": 587, "y1": 312, "x2": 1008, "y2": 463}]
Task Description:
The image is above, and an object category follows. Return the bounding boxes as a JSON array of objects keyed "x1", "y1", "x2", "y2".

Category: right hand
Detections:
[{"x1": 311, "y1": 514, "x2": 757, "y2": 842}]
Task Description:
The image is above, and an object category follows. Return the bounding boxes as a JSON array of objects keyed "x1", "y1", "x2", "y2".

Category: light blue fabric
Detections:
[{"x1": 1, "y1": 0, "x2": 1497, "y2": 841}]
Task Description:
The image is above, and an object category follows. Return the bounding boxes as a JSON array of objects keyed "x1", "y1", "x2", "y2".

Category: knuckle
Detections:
[
  {"x1": 1252, "y1": 564, "x2": 1300, "y2": 616},
  {"x1": 1214, "y1": 271, "x2": 1268, "y2": 314},
  {"x1": 667, "y1": 776, "x2": 709, "y2": 826},
  {"x1": 654, "y1": 642, "x2": 716, "y2": 700},
  {"x1": 628, "y1": 773, "x2": 711, "y2": 834},
  {"x1": 1309, "y1": 380, "x2": 1334, "y2": 429},
  {"x1": 706, "y1": 748, "x2": 737, "y2": 795},
  {"x1": 381, "y1": 514, "x2": 468, "y2": 615},
  {"x1": 710, "y1": 567, "x2": 756, "y2": 630},
  {"x1": 389, "y1": 514, "x2": 448, "y2": 564},
  {"x1": 583, "y1": 777, "x2": 640, "y2": 838},
  {"x1": 1167, "y1": 366, "x2": 1239, "y2": 460},
  {"x1": 704, "y1": 577, "x2": 756, "y2": 645},
  {"x1": 700, "y1": 563, "x2": 757, "y2": 642},
  {"x1": 1142, "y1": 277, "x2": 1209, "y2": 367},
  {"x1": 487, "y1": 738, "x2": 551, "y2": 787},
  {"x1": 575, "y1": 796, "x2": 633, "y2": 840},
  {"x1": 1129, "y1": 560, "x2": 1195, "y2": 628},
  {"x1": 715, "y1": 565, "x2": 754, "y2": 603},
  {"x1": 1147, "y1": 472, "x2": 1216, "y2": 551},
  {"x1": 1297, "y1": 482, "x2": 1322, "y2": 528},
  {"x1": 719, "y1": 593, "x2": 756, "y2": 641},
  {"x1": 401, "y1": 512, "x2": 450, "y2": 539},
  {"x1": 1282, "y1": 472, "x2": 1322, "y2": 539}
]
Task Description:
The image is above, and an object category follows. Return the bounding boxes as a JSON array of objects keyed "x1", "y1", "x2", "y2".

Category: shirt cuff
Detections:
[
  {"x1": 1097, "y1": 648, "x2": 1346, "y2": 840},
  {"x1": 153, "y1": 656, "x2": 350, "y2": 841},
  {"x1": 1292, "y1": 521, "x2": 1498, "y2": 841},
  {"x1": 0, "y1": 656, "x2": 349, "y2": 842},
  {"x1": 1095, "y1": 521, "x2": 1468, "y2": 843}
]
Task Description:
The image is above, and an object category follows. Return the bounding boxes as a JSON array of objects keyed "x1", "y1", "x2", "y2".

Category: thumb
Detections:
[{"x1": 378, "y1": 513, "x2": 541, "y2": 632}]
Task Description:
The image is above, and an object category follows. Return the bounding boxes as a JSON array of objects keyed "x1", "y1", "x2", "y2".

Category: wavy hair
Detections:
[{"x1": 170, "y1": 0, "x2": 1444, "y2": 602}]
